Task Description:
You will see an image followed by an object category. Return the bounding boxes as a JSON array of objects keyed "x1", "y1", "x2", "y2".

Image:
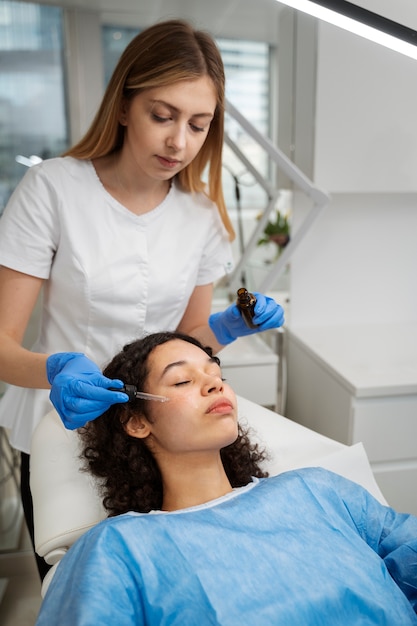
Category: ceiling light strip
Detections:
[{"x1": 277, "y1": 0, "x2": 417, "y2": 60}]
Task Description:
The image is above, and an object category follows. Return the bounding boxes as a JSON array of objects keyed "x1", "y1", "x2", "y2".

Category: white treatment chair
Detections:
[{"x1": 30, "y1": 396, "x2": 387, "y2": 597}]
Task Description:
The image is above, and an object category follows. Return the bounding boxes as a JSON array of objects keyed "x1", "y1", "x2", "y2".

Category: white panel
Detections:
[
  {"x1": 220, "y1": 334, "x2": 278, "y2": 407},
  {"x1": 285, "y1": 330, "x2": 353, "y2": 444},
  {"x1": 51, "y1": 0, "x2": 282, "y2": 43},
  {"x1": 289, "y1": 193, "x2": 417, "y2": 328},
  {"x1": 64, "y1": 9, "x2": 104, "y2": 143},
  {"x1": 352, "y1": 395, "x2": 417, "y2": 462},
  {"x1": 372, "y1": 466, "x2": 417, "y2": 515},
  {"x1": 285, "y1": 323, "x2": 417, "y2": 397},
  {"x1": 314, "y1": 22, "x2": 417, "y2": 193}
]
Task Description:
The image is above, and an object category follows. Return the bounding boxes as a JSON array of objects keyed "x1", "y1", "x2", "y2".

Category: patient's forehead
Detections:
[{"x1": 148, "y1": 340, "x2": 214, "y2": 376}]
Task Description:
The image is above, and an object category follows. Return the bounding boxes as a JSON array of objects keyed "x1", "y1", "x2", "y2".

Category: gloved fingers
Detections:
[
  {"x1": 252, "y1": 292, "x2": 267, "y2": 316},
  {"x1": 252, "y1": 293, "x2": 285, "y2": 328},
  {"x1": 58, "y1": 402, "x2": 111, "y2": 430},
  {"x1": 69, "y1": 378, "x2": 129, "y2": 403},
  {"x1": 105, "y1": 378, "x2": 124, "y2": 390},
  {"x1": 53, "y1": 386, "x2": 128, "y2": 430},
  {"x1": 50, "y1": 377, "x2": 129, "y2": 429},
  {"x1": 86, "y1": 376, "x2": 125, "y2": 392},
  {"x1": 254, "y1": 302, "x2": 285, "y2": 327},
  {"x1": 266, "y1": 305, "x2": 284, "y2": 328}
]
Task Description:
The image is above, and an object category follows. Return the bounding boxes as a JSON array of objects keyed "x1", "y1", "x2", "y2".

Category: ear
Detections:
[
  {"x1": 124, "y1": 414, "x2": 151, "y2": 439},
  {"x1": 119, "y1": 98, "x2": 128, "y2": 126}
]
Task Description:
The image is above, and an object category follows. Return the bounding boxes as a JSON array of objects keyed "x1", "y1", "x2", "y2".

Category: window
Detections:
[
  {"x1": 218, "y1": 38, "x2": 270, "y2": 212},
  {"x1": 0, "y1": 0, "x2": 67, "y2": 214}
]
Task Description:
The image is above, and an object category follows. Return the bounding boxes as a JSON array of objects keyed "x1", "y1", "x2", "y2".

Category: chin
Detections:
[{"x1": 222, "y1": 423, "x2": 239, "y2": 446}]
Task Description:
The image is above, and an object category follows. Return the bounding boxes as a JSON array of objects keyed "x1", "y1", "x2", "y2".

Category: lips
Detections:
[
  {"x1": 206, "y1": 398, "x2": 234, "y2": 414},
  {"x1": 157, "y1": 155, "x2": 181, "y2": 168}
]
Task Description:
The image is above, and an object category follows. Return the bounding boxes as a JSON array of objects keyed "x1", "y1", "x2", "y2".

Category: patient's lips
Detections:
[{"x1": 206, "y1": 398, "x2": 234, "y2": 414}]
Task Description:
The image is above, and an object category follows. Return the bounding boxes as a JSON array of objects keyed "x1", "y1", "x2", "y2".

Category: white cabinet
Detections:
[
  {"x1": 219, "y1": 334, "x2": 278, "y2": 408},
  {"x1": 285, "y1": 323, "x2": 417, "y2": 515}
]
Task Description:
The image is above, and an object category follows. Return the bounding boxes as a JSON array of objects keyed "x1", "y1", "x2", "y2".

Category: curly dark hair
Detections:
[{"x1": 80, "y1": 331, "x2": 269, "y2": 516}]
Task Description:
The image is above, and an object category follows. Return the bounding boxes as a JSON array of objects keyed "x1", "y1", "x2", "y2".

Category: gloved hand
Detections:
[
  {"x1": 209, "y1": 292, "x2": 285, "y2": 345},
  {"x1": 46, "y1": 352, "x2": 128, "y2": 430}
]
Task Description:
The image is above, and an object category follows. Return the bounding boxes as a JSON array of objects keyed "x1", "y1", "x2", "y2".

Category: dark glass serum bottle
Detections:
[{"x1": 236, "y1": 287, "x2": 258, "y2": 328}]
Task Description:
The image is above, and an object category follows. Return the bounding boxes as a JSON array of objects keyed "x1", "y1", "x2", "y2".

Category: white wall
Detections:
[
  {"x1": 314, "y1": 24, "x2": 417, "y2": 194},
  {"x1": 100, "y1": 0, "x2": 282, "y2": 43},
  {"x1": 290, "y1": 192, "x2": 417, "y2": 327},
  {"x1": 64, "y1": 10, "x2": 105, "y2": 142},
  {"x1": 288, "y1": 18, "x2": 417, "y2": 329}
]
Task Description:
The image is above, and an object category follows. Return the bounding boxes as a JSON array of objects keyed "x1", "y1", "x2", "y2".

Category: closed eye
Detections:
[
  {"x1": 190, "y1": 123, "x2": 206, "y2": 133},
  {"x1": 152, "y1": 113, "x2": 170, "y2": 123},
  {"x1": 174, "y1": 380, "x2": 192, "y2": 386}
]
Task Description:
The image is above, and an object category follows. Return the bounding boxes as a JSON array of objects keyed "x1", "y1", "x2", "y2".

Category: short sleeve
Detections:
[{"x1": 0, "y1": 162, "x2": 60, "y2": 278}]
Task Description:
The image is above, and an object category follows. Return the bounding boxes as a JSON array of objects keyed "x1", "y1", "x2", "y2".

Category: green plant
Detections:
[{"x1": 257, "y1": 210, "x2": 290, "y2": 249}]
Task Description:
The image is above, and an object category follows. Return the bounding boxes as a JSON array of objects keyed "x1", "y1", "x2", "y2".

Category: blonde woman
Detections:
[{"x1": 0, "y1": 19, "x2": 284, "y2": 579}]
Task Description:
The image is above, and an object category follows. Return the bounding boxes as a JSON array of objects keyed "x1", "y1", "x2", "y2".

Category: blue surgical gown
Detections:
[{"x1": 36, "y1": 468, "x2": 417, "y2": 625}]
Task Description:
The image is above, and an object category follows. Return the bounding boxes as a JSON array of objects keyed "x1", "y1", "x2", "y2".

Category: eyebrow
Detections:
[
  {"x1": 150, "y1": 99, "x2": 214, "y2": 120},
  {"x1": 160, "y1": 356, "x2": 219, "y2": 379}
]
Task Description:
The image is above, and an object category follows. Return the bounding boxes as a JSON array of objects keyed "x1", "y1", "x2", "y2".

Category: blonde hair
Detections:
[{"x1": 64, "y1": 19, "x2": 234, "y2": 240}]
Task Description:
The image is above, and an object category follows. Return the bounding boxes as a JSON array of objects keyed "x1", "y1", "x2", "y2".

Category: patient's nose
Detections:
[{"x1": 203, "y1": 375, "x2": 224, "y2": 395}]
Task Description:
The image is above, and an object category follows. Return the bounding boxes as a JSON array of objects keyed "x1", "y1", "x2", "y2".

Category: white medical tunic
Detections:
[
  {"x1": 0, "y1": 157, "x2": 233, "y2": 452},
  {"x1": 36, "y1": 469, "x2": 417, "y2": 626}
]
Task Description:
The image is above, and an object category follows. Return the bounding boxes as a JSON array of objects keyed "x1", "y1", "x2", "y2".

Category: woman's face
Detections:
[
  {"x1": 126, "y1": 339, "x2": 238, "y2": 456},
  {"x1": 120, "y1": 76, "x2": 217, "y2": 182}
]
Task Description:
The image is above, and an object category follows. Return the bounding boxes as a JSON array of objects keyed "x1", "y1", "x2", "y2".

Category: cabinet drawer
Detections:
[
  {"x1": 220, "y1": 335, "x2": 278, "y2": 407},
  {"x1": 352, "y1": 395, "x2": 417, "y2": 462},
  {"x1": 372, "y1": 464, "x2": 417, "y2": 515}
]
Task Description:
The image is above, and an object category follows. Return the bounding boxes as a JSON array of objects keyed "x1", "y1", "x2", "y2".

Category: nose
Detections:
[
  {"x1": 166, "y1": 122, "x2": 187, "y2": 151},
  {"x1": 202, "y1": 374, "x2": 224, "y2": 395}
]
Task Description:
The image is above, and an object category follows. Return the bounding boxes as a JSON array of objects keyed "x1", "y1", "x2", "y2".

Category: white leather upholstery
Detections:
[
  {"x1": 30, "y1": 396, "x2": 386, "y2": 596},
  {"x1": 30, "y1": 410, "x2": 106, "y2": 565}
]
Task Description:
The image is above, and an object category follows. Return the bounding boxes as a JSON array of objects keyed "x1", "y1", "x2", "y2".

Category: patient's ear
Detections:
[{"x1": 123, "y1": 414, "x2": 151, "y2": 439}]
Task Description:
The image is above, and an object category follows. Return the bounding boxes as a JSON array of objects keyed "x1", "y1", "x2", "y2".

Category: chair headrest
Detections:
[{"x1": 30, "y1": 409, "x2": 106, "y2": 563}]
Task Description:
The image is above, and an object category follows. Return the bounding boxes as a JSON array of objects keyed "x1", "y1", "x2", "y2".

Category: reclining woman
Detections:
[{"x1": 36, "y1": 332, "x2": 417, "y2": 625}]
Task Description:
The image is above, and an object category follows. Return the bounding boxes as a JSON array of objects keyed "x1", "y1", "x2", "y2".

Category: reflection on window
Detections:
[
  {"x1": 101, "y1": 26, "x2": 271, "y2": 211},
  {"x1": 0, "y1": 0, "x2": 68, "y2": 214},
  {"x1": 218, "y1": 38, "x2": 270, "y2": 212}
]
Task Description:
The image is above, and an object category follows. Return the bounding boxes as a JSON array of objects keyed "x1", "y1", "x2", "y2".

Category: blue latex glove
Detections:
[
  {"x1": 209, "y1": 292, "x2": 285, "y2": 345},
  {"x1": 46, "y1": 352, "x2": 128, "y2": 430}
]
